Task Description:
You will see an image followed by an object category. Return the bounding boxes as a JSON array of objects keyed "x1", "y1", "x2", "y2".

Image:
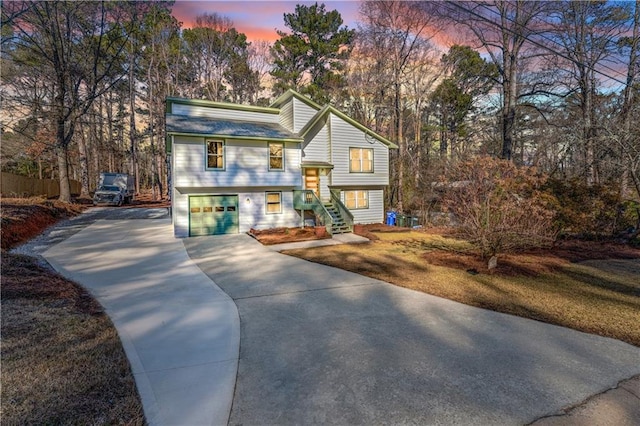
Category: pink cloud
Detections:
[{"x1": 171, "y1": 1, "x2": 361, "y2": 42}]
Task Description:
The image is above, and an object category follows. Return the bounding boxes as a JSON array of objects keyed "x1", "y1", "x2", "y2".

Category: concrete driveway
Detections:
[
  {"x1": 42, "y1": 219, "x2": 239, "y2": 426},
  {"x1": 184, "y1": 234, "x2": 640, "y2": 425}
]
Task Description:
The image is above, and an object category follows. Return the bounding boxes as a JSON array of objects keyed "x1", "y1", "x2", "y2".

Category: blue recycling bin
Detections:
[{"x1": 386, "y1": 211, "x2": 396, "y2": 226}]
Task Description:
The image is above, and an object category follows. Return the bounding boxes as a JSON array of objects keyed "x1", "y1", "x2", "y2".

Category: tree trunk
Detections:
[
  {"x1": 621, "y1": 1, "x2": 639, "y2": 198},
  {"x1": 582, "y1": 73, "x2": 595, "y2": 184},
  {"x1": 129, "y1": 50, "x2": 138, "y2": 194},
  {"x1": 95, "y1": 97, "x2": 104, "y2": 189},
  {"x1": 502, "y1": 54, "x2": 517, "y2": 161},
  {"x1": 395, "y1": 80, "x2": 404, "y2": 211},
  {"x1": 57, "y1": 144, "x2": 72, "y2": 202},
  {"x1": 78, "y1": 122, "x2": 91, "y2": 197}
]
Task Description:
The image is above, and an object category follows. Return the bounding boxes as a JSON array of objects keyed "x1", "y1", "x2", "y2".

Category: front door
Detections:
[
  {"x1": 189, "y1": 195, "x2": 239, "y2": 236},
  {"x1": 304, "y1": 168, "x2": 319, "y2": 196}
]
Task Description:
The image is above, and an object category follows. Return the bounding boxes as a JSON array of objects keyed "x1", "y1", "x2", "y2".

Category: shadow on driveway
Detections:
[{"x1": 184, "y1": 234, "x2": 640, "y2": 425}]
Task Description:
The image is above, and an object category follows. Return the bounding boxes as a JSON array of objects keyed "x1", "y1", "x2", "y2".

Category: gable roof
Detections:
[
  {"x1": 299, "y1": 105, "x2": 398, "y2": 149},
  {"x1": 166, "y1": 114, "x2": 303, "y2": 142},
  {"x1": 165, "y1": 89, "x2": 397, "y2": 148},
  {"x1": 269, "y1": 89, "x2": 322, "y2": 111}
]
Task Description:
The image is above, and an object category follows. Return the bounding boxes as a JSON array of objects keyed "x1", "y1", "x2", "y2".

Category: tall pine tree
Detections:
[{"x1": 270, "y1": 2, "x2": 354, "y2": 104}]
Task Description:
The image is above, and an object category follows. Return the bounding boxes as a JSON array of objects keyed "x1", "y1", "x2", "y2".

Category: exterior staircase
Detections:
[
  {"x1": 324, "y1": 202, "x2": 351, "y2": 234},
  {"x1": 293, "y1": 190, "x2": 353, "y2": 236}
]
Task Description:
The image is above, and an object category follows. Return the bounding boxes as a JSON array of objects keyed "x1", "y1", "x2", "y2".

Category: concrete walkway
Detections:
[
  {"x1": 184, "y1": 233, "x2": 640, "y2": 425},
  {"x1": 43, "y1": 219, "x2": 239, "y2": 426}
]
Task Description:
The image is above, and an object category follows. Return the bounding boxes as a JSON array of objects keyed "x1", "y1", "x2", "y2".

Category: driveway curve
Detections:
[
  {"x1": 41, "y1": 217, "x2": 239, "y2": 426},
  {"x1": 184, "y1": 234, "x2": 640, "y2": 425}
]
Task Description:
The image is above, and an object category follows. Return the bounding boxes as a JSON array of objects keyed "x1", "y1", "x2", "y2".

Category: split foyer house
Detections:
[{"x1": 165, "y1": 90, "x2": 397, "y2": 237}]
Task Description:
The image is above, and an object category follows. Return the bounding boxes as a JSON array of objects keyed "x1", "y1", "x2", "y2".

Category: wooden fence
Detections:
[{"x1": 1, "y1": 172, "x2": 81, "y2": 198}]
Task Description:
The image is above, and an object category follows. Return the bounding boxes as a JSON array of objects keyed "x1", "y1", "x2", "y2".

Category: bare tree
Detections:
[
  {"x1": 620, "y1": 0, "x2": 640, "y2": 198},
  {"x1": 550, "y1": 0, "x2": 633, "y2": 184},
  {"x1": 437, "y1": 0, "x2": 550, "y2": 161},
  {"x1": 248, "y1": 40, "x2": 274, "y2": 104},
  {"x1": 3, "y1": 1, "x2": 129, "y2": 202},
  {"x1": 358, "y1": 0, "x2": 439, "y2": 210}
]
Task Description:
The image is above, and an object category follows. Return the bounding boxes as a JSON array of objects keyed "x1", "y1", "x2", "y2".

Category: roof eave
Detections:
[
  {"x1": 298, "y1": 105, "x2": 331, "y2": 138},
  {"x1": 270, "y1": 89, "x2": 322, "y2": 111},
  {"x1": 166, "y1": 97, "x2": 280, "y2": 115},
  {"x1": 166, "y1": 131, "x2": 303, "y2": 143}
]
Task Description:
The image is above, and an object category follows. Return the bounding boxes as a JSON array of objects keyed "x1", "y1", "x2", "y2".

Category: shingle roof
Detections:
[{"x1": 166, "y1": 114, "x2": 302, "y2": 141}]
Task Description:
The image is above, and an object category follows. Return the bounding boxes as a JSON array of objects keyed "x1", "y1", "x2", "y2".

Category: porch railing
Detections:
[
  {"x1": 330, "y1": 191, "x2": 354, "y2": 232},
  {"x1": 293, "y1": 189, "x2": 334, "y2": 235}
]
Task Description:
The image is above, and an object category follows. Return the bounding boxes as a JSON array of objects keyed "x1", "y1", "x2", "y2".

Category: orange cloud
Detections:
[{"x1": 171, "y1": 0, "x2": 360, "y2": 43}]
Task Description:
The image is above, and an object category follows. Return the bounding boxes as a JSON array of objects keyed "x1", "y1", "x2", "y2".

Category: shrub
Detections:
[
  {"x1": 545, "y1": 178, "x2": 639, "y2": 238},
  {"x1": 440, "y1": 157, "x2": 557, "y2": 258}
]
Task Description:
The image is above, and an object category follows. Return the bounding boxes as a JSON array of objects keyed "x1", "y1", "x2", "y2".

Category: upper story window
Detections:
[
  {"x1": 350, "y1": 148, "x2": 373, "y2": 173},
  {"x1": 269, "y1": 142, "x2": 284, "y2": 171},
  {"x1": 206, "y1": 140, "x2": 224, "y2": 170}
]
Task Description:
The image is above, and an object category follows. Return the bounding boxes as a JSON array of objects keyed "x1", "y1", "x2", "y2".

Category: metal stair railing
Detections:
[
  {"x1": 293, "y1": 189, "x2": 334, "y2": 235},
  {"x1": 329, "y1": 191, "x2": 354, "y2": 233}
]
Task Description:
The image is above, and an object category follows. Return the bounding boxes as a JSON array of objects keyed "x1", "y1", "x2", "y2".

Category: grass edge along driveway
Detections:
[{"x1": 283, "y1": 230, "x2": 640, "y2": 347}]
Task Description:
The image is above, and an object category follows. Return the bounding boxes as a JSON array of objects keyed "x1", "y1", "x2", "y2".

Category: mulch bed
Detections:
[{"x1": 249, "y1": 226, "x2": 331, "y2": 245}]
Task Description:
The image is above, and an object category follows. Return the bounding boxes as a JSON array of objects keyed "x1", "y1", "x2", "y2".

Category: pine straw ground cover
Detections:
[
  {"x1": 249, "y1": 226, "x2": 331, "y2": 245},
  {"x1": 283, "y1": 226, "x2": 640, "y2": 347},
  {"x1": 1, "y1": 197, "x2": 145, "y2": 424}
]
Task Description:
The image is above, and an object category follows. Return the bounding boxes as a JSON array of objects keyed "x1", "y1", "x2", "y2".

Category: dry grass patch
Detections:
[
  {"x1": 1, "y1": 253, "x2": 145, "y2": 425},
  {"x1": 284, "y1": 230, "x2": 640, "y2": 347}
]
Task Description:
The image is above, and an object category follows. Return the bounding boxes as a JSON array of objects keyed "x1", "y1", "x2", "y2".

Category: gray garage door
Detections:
[{"x1": 189, "y1": 195, "x2": 239, "y2": 236}]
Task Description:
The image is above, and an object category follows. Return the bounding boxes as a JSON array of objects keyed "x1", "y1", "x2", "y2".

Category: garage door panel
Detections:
[{"x1": 189, "y1": 195, "x2": 238, "y2": 236}]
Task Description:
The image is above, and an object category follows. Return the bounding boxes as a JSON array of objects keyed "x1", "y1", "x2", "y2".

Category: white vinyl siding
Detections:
[
  {"x1": 302, "y1": 120, "x2": 330, "y2": 163},
  {"x1": 172, "y1": 104, "x2": 278, "y2": 124},
  {"x1": 279, "y1": 100, "x2": 294, "y2": 131},
  {"x1": 172, "y1": 189, "x2": 189, "y2": 237},
  {"x1": 319, "y1": 172, "x2": 330, "y2": 201},
  {"x1": 341, "y1": 189, "x2": 384, "y2": 224},
  {"x1": 293, "y1": 98, "x2": 319, "y2": 132},
  {"x1": 329, "y1": 114, "x2": 389, "y2": 186},
  {"x1": 173, "y1": 190, "x2": 301, "y2": 237},
  {"x1": 173, "y1": 136, "x2": 301, "y2": 188},
  {"x1": 242, "y1": 191, "x2": 299, "y2": 230}
]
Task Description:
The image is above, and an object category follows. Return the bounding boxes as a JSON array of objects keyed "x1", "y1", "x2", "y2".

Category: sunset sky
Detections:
[{"x1": 171, "y1": 1, "x2": 363, "y2": 43}]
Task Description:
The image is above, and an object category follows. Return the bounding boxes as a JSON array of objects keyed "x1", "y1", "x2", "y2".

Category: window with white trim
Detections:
[
  {"x1": 206, "y1": 140, "x2": 224, "y2": 169},
  {"x1": 349, "y1": 148, "x2": 373, "y2": 173},
  {"x1": 266, "y1": 191, "x2": 282, "y2": 214},
  {"x1": 344, "y1": 190, "x2": 369, "y2": 210},
  {"x1": 269, "y1": 142, "x2": 284, "y2": 170}
]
